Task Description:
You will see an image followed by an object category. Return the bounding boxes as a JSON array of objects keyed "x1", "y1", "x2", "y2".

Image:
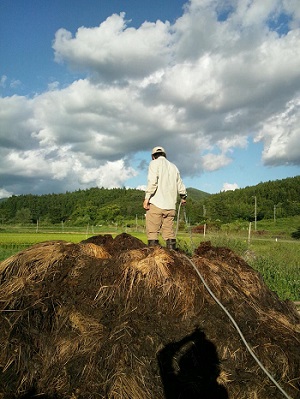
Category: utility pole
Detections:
[
  {"x1": 254, "y1": 196, "x2": 257, "y2": 231},
  {"x1": 274, "y1": 204, "x2": 276, "y2": 223},
  {"x1": 248, "y1": 222, "x2": 251, "y2": 244}
]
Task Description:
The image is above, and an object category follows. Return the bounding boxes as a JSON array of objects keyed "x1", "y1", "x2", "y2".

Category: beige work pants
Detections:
[{"x1": 146, "y1": 204, "x2": 176, "y2": 240}]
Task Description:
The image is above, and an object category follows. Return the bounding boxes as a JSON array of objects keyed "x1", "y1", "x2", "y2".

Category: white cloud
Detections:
[
  {"x1": 255, "y1": 97, "x2": 300, "y2": 165},
  {"x1": 0, "y1": 76, "x2": 22, "y2": 90},
  {"x1": 232, "y1": 0, "x2": 280, "y2": 28},
  {"x1": 53, "y1": 13, "x2": 172, "y2": 82},
  {"x1": 0, "y1": 96, "x2": 36, "y2": 150},
  {"x1": 1, "y1": 0, "x2": 300, "y2": 196},
  {"x1": 221, "y1": 183, "x2": 239, "y2": 192},
  {"x1": 217, "y1": 136, "x2": 248, "y2": 153},
  {"x1": 0, "y1": 144, "x2": 137, "y2": 192},
  {"x1": 136, "y1": 185, "x2": 146, "y2": 191},
  {"x1": 201, "y1": 153, "x2": 232, "y2": 172},
  {"x1": 0, "y1": 188, "x2": 12, "y2": 199},
  {"x1": 10, "y1": 79, "x2": 21, "y2": 89},
  {"x1": 77, "y1": 159, "x2": 137, "y2": 188},
  {"x1": 0, "y1": 75, "x2": 7, "y2": 88},
  {"x1": 47, "y1": 81, "x2": 60, "y2": 91}
]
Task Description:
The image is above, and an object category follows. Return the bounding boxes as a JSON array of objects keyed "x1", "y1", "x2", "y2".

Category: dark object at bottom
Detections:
[
  {"x1": 148, "y1": 240, "x2": 160, "y2": 246},
  {"x1": 166, "y1": 239, "x2": 176, "y2": 250}
]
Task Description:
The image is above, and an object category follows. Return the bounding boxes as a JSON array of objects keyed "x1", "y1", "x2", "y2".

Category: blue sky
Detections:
[
  {"x1": 1, "y1": 0, "x2": 186, "y2": 96},
  {"x1": 0, "y1": 0, "x2": 299, "y2": 198}
]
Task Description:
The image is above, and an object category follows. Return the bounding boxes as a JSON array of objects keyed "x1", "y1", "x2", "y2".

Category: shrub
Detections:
[{"x1": 291, "y1": 226, "x2": 300, "y2": 239}]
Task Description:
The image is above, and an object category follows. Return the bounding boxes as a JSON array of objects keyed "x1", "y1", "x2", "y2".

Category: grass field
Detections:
[{"x1": 0, "y1": 226, "x2": 299, "y2": 302}]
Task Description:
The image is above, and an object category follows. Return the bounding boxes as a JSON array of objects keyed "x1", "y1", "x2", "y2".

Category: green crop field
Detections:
[{"x1": 0, "y1": 228, "x2": 299, "y2": 302}]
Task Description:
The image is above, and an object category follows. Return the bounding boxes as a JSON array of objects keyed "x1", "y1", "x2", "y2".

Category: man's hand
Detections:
[
  {"x1": 180, "y1": 194, "x2": 187, "y2": 205},
  {"x1": 143, "y1": 199, "x2": 150, "y2": 210}
]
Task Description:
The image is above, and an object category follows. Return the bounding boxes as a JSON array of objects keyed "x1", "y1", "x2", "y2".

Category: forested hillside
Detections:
[
  {"x1": 190, "y1": 175, "x2": 300, "y2": 224},
  {"x1": 0, "y1": 176, "x2": 299, "y2": 226}
]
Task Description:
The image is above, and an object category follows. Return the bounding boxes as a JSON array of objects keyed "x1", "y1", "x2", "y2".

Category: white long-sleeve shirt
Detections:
[{"x1": 145, "y1": 156, "x2": 187, "y2": 209}]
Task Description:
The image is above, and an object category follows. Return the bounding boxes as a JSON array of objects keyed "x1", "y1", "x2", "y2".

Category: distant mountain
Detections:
[{"x1": 186, "y1": 187, "x2": 210, "y2": 202}]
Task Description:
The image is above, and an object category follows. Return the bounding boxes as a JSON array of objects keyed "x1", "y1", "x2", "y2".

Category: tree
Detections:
[
  {"x1": 97, "y1": 205, "x2": 121, "y2": 223},
  {"x1": 14, "y1": 208, "x2": 31, "y2": 224}
]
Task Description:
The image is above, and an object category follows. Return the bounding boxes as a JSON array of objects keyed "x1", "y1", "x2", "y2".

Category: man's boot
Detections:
[
  {"x1": 148, "y1": 240, "x2": 159, "y2": 247},
  {"x1": 166, "y1": 239, "x2": 176, "y2": 250}
]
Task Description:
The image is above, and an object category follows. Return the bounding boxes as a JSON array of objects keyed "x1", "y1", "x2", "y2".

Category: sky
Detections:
[{"x1": 1, "y1": 0, "x2": 300, "y2": 199}]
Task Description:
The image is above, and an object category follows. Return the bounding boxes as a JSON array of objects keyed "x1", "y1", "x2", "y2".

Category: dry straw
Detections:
[{"x1": 0, "y1": 234, "x2": 299, "y2": 399}]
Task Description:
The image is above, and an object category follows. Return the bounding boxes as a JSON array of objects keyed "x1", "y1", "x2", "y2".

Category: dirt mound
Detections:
[{"x1": 0, "y1": 233, "x2": 299, "y2": 399}]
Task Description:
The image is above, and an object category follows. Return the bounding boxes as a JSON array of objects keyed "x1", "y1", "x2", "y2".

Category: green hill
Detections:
[
  {"x1": 0, "y1": 176, "x2": 299, "y2": 226},
  {"x1": 193, "y1": 176, "x2": 300, "y2": 224},
  {"x1": 186, "y1": 187, "x2": 210, "y2": 202}
]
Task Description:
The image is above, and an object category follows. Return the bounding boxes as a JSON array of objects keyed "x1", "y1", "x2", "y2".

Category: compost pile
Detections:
[{"x1": 0, "y1": 234, "x2": 299, "y2": 399}]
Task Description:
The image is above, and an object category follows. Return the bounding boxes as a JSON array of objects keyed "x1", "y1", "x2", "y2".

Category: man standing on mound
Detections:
[{"x1": 143, "y1": 146, "x2": 187, "y2": 250}]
